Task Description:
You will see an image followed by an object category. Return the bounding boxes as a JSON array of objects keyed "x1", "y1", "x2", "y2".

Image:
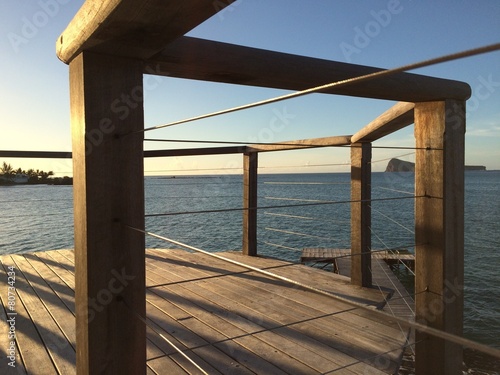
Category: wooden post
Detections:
[
  {"x1": 350, "y1": 142, "x2": 372, "y2": 287},
  {"x1": 414, "y1": 100, "x2": 465, "y2": 375},
  {"x1": 70, "y1": 51, "x2": 145, "y2": 374},
  {"x1": 243, "y1": 151, "x2": 258, "y2": 256}
]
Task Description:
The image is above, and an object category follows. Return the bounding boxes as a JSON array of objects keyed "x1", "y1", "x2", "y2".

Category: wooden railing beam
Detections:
[
  {"x1": 247, "y1": 135, "x2": 351, "y2": 152},
  {"x1": 57, "y1": 0, "x2": 235, "y2": 64},
  {"x1": 351, "y1": 102, "x2": 415, "y2": 143},
  {"x1": 147, "y1": 36, "x2": 471, "y2": 102}
]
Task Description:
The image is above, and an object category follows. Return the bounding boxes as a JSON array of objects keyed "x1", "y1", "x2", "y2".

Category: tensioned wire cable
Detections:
[
  {"x1": 134, "y1": 260, "x2": 422, "y2": 375},
  {"x1": 144, "y1": 195, "x2": 423, "y2": 217},
  {"x1": 130, "y1": 42, "x2": 500, "y2": 135},
  {"x1": 370, "y1": 152, "x2": 415, "y2": 164},
  {"x1": 124, "y1": 225, "x2": 500, "y2": 360},
  {"x1": 118, "y1": 297, "x2": 209, "y2": 375},
  {"x1": 146, "y1": 246, "x2": 422, "y2": 372},
  {"x1": 145, "y1": 138, "x2": 435, "y2": 150},
  {"x1": 368, "y1": 248, "x2": 416, "y2": 359}
]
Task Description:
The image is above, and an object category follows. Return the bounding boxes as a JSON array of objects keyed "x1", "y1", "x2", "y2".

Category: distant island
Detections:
[
  {"x1": 385, "y1": 158, "x2": 486, "y2": 172},
  {"x1": 0, "y1": 162, "x2": 72, "y2": 185}
]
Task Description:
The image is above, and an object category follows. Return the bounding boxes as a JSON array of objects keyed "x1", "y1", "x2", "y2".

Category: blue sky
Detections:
[{"x1": 0, "y1": 0, "x2": 499, "y2": 175}]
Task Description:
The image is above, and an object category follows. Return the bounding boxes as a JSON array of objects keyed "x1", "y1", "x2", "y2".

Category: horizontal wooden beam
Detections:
[
  {"x1": 0, "y1": 150, "x2": 72, "y2": 158},
  {"x1": 0, "y1": 147, "x2": 242, "y2": 159},
  {"x1": 0, "y1": 136, "x2": 349, "y2": 160},
  {"x1": 57, "y1": 0, "x2": 235, "y2": 64},
  {"x1": 247, "y1": 136, "x2": 352, "y2": 152},
  {"x1": 144, "y1": 146, "x2": 245, "y2": 158},
  {"x1": 146, "y1": 37, "x2": 471, "y2": 102},
  {"x1": 351, "y1": 102, "x2": 415, "y2": 143}
]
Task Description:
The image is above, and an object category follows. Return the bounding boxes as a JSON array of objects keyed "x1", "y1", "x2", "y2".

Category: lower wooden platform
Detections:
[
  {"x1": 301, "y1": 248, "x2": 415, "y2": 272},
  {"x1": 0, "y1": 249, "x2": 413, "y2": 374}
]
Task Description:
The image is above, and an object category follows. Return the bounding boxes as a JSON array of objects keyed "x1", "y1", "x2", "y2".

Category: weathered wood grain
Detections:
[
  {"x1": 242, "y1": 152, "x2": 258, "y2": 256},
  {"x1": 148, "y1": 36, "x2": 471, "y2": 102},
  {"x1": 57, "y1": 0, "x2": 235, "y2": 63},
  {"x1": 414, "y1": 100, "x2": 465, "y2": 375},
  {"x1": 351, "y1": 142, "x2": 372, "y2": 287},
  {"x1": 69, "y1": 51, "x2": 146, "y2": 374},
  {"x1": 0, "y1": 249, "x2": 413, "y2": 374}
]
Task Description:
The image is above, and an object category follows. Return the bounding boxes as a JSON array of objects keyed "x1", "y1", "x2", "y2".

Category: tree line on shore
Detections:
[{"x1": 0, "y1": 162, "x2": 72, "y2": 185}]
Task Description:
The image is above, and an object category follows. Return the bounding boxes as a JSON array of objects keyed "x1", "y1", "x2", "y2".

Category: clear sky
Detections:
[{"x1": 0, "y1": 0, "x2": 499, "y2": 176}]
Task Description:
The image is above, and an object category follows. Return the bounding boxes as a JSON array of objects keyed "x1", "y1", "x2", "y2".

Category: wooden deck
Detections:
[
  {"x1": 1, "y1": 249, "x2": 412, "y2": 374},
  {"x1": 301, "y1": 248, "x2": 415, "y2": 273},
  {"x1": 300, "y1": 248, "x2": 414, "y2": 323}
]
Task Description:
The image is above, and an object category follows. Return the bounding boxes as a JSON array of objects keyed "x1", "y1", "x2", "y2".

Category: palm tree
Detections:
[
  {"x1": 39, "y1": 170, "x2": 55, "y2": 181},
  {"x1": 1, "y1": 162, "x2": 14, "y2": 177}
]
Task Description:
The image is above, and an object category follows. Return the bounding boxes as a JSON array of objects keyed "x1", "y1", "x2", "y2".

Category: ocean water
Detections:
[{"x1": 0, "y1": 171, "x2": 499, "y2": 371}]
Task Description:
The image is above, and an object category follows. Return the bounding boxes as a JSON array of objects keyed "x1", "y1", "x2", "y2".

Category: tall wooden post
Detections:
[
  {"x1": 414, "y1": 100, "x2": 465, "y2": 375},
  {"x1": 351, "y1": 142, "x2": 372, "y2": 287},
  {"x1": 243, "y1": 151, "x2": 258, "y2": 256},
  {"x1": 70, "y1": 51, "x2": 146, "y2": 374}
]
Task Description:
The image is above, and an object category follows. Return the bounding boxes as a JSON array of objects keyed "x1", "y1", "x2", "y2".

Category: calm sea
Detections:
[{"x1": 0, "y1": 171, "x2": 499, "y2": 372}]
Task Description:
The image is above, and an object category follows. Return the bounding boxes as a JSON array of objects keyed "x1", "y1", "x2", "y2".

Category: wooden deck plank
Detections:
[
  {"x1": 155, "y1": 250, "x2": 404, "y2": 347},
  {"x1": 150, "y1": 248, "x2": 386, "y2": 306},
  {"x1": 10, "y1": 254, "x2": 76, "y2": 375},
  {"x1": 146, "y1": 265, "x2": 360, "y2": 374},
  {"x1": 145, "y1": 253, "x2": 366, "y2": 374},
  {"x1": 0, "y1": 249, "x2": 411, "y2": 374},
  {"x1": 30, "y1": 253, "x2": 76, "y2": 314},
  {"x1": 146, "y1": 299, "x2": 246, "y2": 374},
  {"x1": 301, "y1": 248, "x2": 415, "y2": 261},
  {"x1": 370, "y1": 259, "x2": 415, "y2": 321},
  {"x1": 0, "y1": 258, "x2": 27, "y2": 374},
  {"x1": 35, "y1": 251, "x2": 75, "y2": 290},
  {"x1": 199, "y1": 251, "x2": 405, "y2": 332},
  {"x1": 222, "y1": 251, "x2": 390, "y2": 305},
  {"x1": 147, "y1": 278, "x2": 321, "y2": 374},
  {"x1": 147, "y1": 356, "x2": 189, "y2": 375},
  {"x1": 146, "y1": 250, "x2": 398, "y2": 373},
  {"x1": 23, "y1": 254, "x2": 76, "y2": 332},
  {"x1": 23, "y1": 251, "x2": 166, "y2": 363},
  {"x1": 146, "y1": 365, "x2": 161, "y2": 375},
  {"x1": 147, "y1": 290, "x2": 291, "y2": 375},
  {"x1": 0, "y1": 256, "x2": 62, "y2": 374},
  {"x1": 335, "y1": 255, "x2": 414, "y2": 321},
  {"x1": 201, "y1": 276, "x2": 403, "y2": 369}
]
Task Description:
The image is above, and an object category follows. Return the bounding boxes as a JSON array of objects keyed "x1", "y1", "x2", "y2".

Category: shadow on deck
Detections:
[{"x1": 0, "y1": 249, "x2": 413, "y2": 374}]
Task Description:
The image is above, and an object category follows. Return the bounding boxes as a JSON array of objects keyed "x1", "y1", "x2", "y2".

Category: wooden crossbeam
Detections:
[
  {"x1": 144, "y1": 146, "x2": 244, "y2": 158},
  {"x1": 247, "y1": 135, "x2": 351, "y2": 152},
  {"x1": 351, "y1": 102, "x2": 415, "y2": 143},
  {"x1": 0, "y1": 150, "x2": 72, "y2": 158},
  {"x1": 146, "y1": 36, "x2": 471, "y2": 102},
  {"x1": 56, "y1": 0, "x2": 236, "y2": 63}
]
